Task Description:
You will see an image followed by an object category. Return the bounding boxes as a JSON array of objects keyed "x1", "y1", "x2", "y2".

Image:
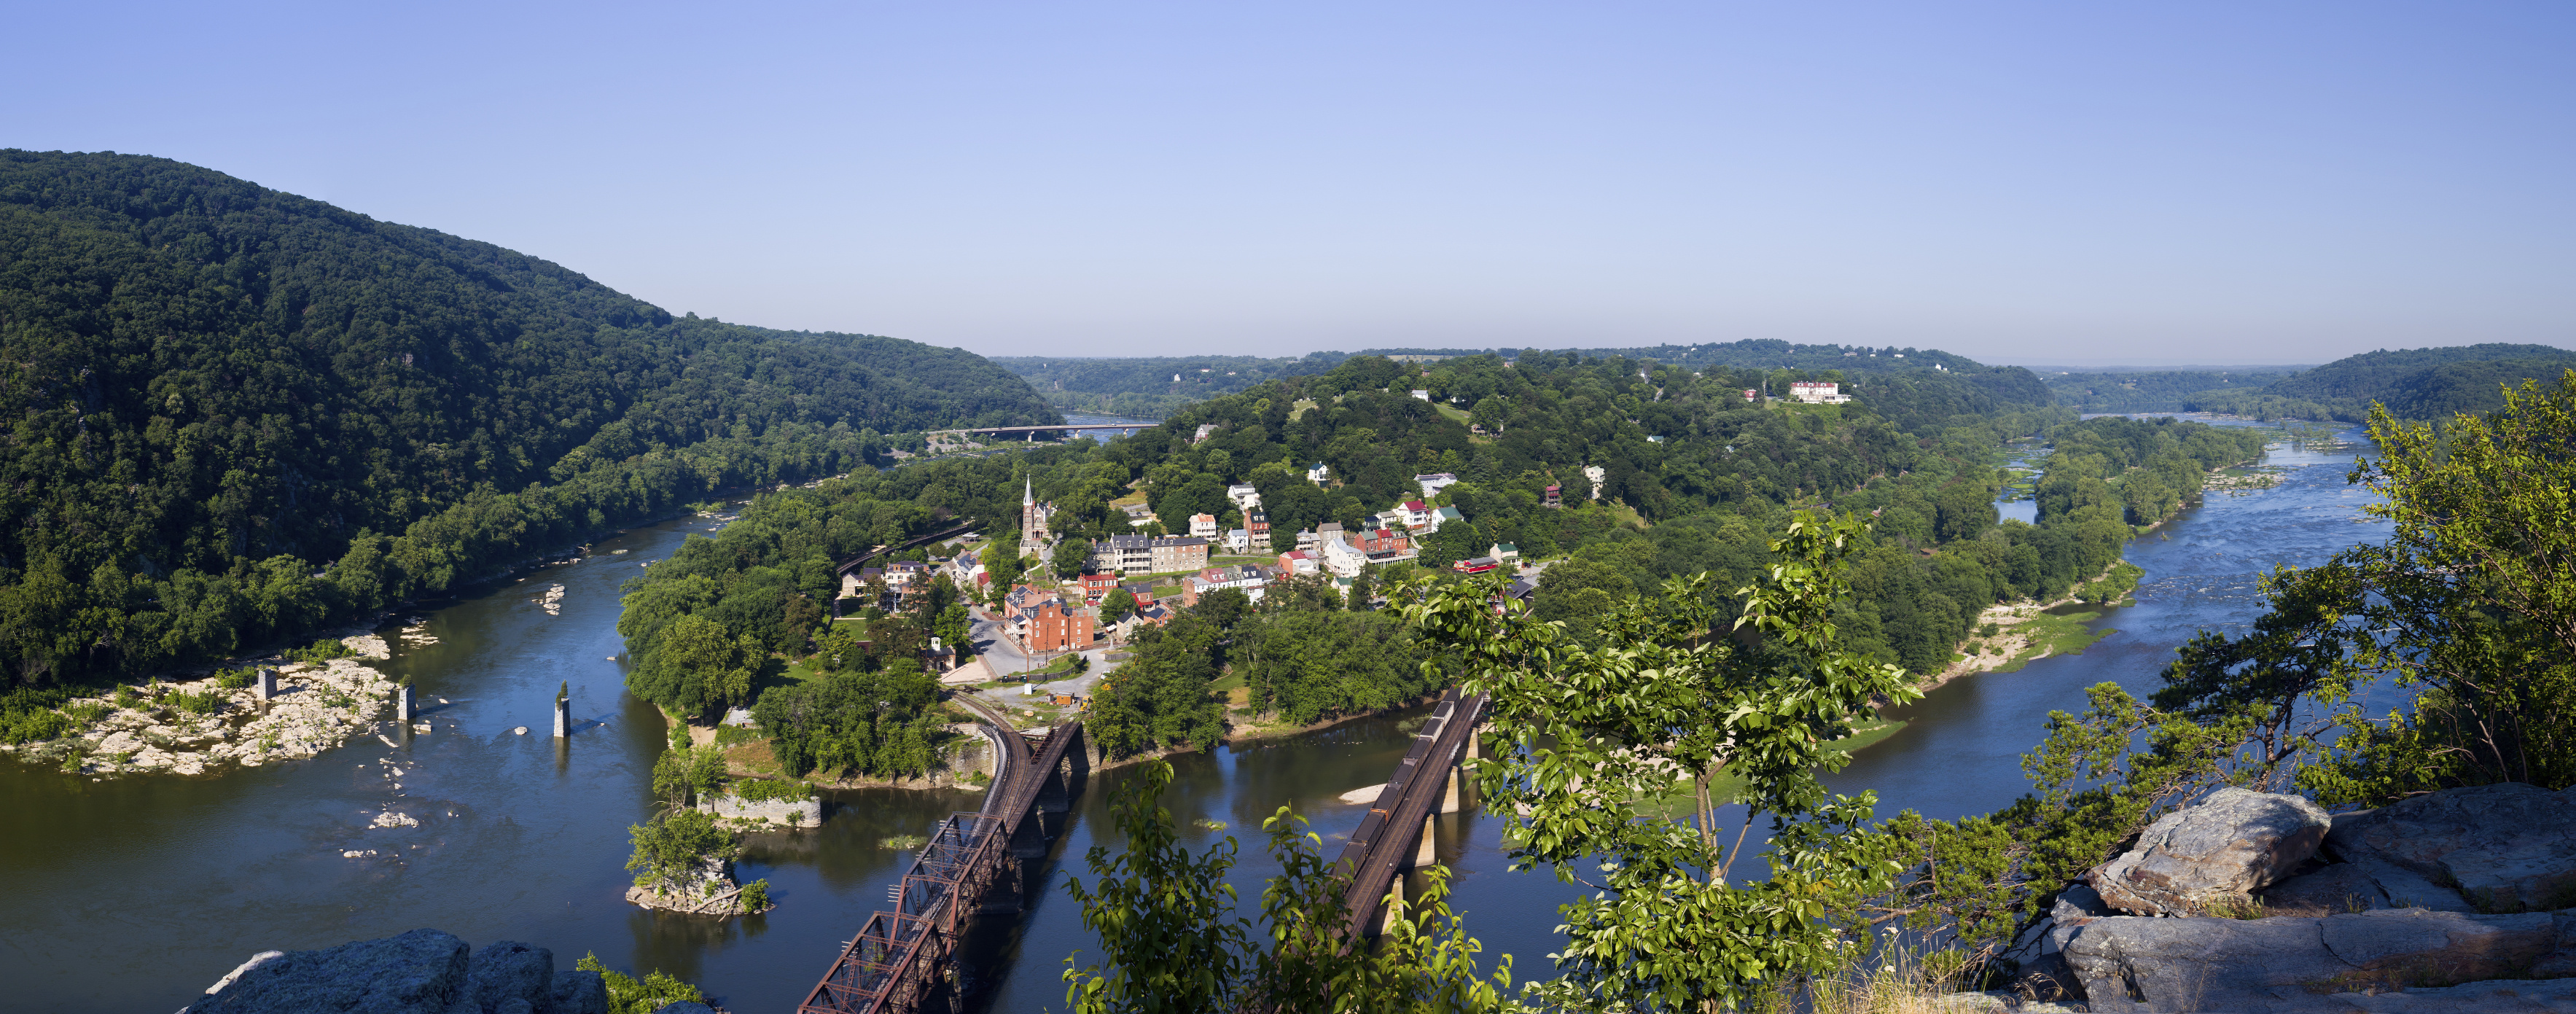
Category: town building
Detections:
[
  {"x1": 1543, "y1": 484, "x2": 1562, "y2": 508},
  {"x1": 1414, "y1": 472, "x2": 1459, "y2": 497},
  {"x1": 1395, "y1": 499, "x2": 1434, "y2": 529},
  {"x1": 1189, "y1": 513, "x2": 1220, "y2": 539},
  {"x1": 1490, "y1": 542, "x2": 1520, "y2": 565},
  {"x1": 1193, "y1": 424, "x2": 1219, "y2": 444},
  {"x1": 1305, "y1": 462, "x2": 1330, "y2": 485},
  {"x1": 1023, "y1": 597, "x2": 1096, "y2": 653},
  {"x1": 1430, "y1": 505, "x2": 1462, "y2": 533},
  {"x1": 1743, "y1": 389, "x2": 1759, "y2": 402},
  {"x1": 1453, "y1": 556, "x2": 1500, "y2": 574},
  {"x1": 1150, "y1": 536, "x2": 1210, "y2": 573},
  {"x1": 1225, "y1": 529, "x2": 1251, "y2": 554},
  {"x1": 1410, "y1": 389, "x2": 1431, "y2": 401},
  {"x1": 1276, "y1": 549, "x2": 1319, "y2": 577},
  {"x1": 1091, "y1": 534, "x2": 1157, "y2": 573},
  {"x1": 1079, "y1": 572, "x2": 1120, "y2": 601},
  {"x1": 1788, "y1": 381, "x2": 1851, "y2": 405},
  {"x1": 1181, "y1": 564, "x2": 1269, "y2": 606},
  {"x1": 1245, "y1": 510, "x2": 1270, "y2": 542},
  {"x1": 1226, "y1": 483, "x2": 1261, "y2": 511},
  {"x1": 1582, "y1": 465, "x2": 1606, "y2": 498},
  {"x1": 1021, "y1": 477, "x2": 1055, "y2": 544}
]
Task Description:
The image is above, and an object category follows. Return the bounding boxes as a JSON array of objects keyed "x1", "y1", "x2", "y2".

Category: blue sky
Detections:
[{"x1": 8, "y1": 2, "x2": 2571, "y2": 365}]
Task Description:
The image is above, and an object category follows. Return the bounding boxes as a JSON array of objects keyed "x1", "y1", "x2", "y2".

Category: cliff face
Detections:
[{"x1": 182, "y1": 929, "x2": 606, "y2": 1014}]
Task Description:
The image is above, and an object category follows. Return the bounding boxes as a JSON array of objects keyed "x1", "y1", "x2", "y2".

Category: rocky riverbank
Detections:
[
  {"x1": 0, "y1": 648, "x2": 398, "y2": 777},
  {"x1": 179, "y1": 929, "x2": 608, "y2": 1014}
]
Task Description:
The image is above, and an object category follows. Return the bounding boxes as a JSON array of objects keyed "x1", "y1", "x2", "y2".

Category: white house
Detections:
[
  {"x1": 1582, "y1": 465, "x2": 1607, "y2": 497},
  {"x1": 1409, "y1": 389, "x2": 1432, "y2": 401},
  {"x1": 1226, "y1": 483, "x2": 1261, "y2": 510},
  {"x1": 1431, "y1": 505, "x2": 1464, "y2": 532},
  {"x1": 1189, "y1": 512, "x2": 1220, "y2": 539},
  {"x1": 1788, "y1": 381, "x2": 1851, "y2": 405},
  {"x1": 1321, "y1": 533, "x2": 1367, "y2": 579},
  {"x1": 1414, "y1": 472, "x2": 1459, "y2": 497},
  {"x1": 1395, "y1": 499, "x2": 1434, "y2": 529},
  {"x1": 1304, "y1": 462, "x2": 1330, "y2": 485},
  {"x1": 1225, "y1": 529, "x2": 1251, "y2": 554}
]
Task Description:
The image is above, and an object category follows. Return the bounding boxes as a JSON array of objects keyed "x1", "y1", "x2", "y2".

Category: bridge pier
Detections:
[
  {"x1": 1036, "y1": 757, "x2": 1071, "y2": 814},
  {"x1": 1414, "y1": 813, "x2": 1437, "y2": 867}
]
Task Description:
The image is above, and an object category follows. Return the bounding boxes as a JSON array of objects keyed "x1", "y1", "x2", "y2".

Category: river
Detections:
[{"x1": 0, "y1": 418, "x2": 2384, "y2": 1012}]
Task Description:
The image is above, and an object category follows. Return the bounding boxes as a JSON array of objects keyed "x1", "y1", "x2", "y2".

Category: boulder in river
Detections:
[
  {"x1": 2325, "y1": 782, "x2": 2576, "y2": 915},
  {"x1": 183, "y1": 928, "x2": 608, "y2": 1013},
  {"x1": 2085, "y1": 787, "x2": 2330, "y2": 916}
]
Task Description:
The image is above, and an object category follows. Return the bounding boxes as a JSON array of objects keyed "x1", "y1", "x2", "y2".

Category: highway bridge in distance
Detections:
[{"x1": 931, "y1": 423, "x2": 1154, "y2": 439}]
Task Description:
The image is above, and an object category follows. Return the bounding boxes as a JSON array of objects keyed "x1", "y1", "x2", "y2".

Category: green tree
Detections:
[
  {"x1": 625, "y1": 808, "x2": 737, "y2": 893},
  {"x1": 1100, "y1": 588, "x2": 1137, "y2": 624},
  {"x1": 2180, "y1": 375, "x2": 2576, "y2": 802},
  {"x1": 1061, "y1": 759, "x2": 1510, "y2": 1013},
  {"x1": 1053, "y1": 538, "x2": 1096, "y2": 580},
  {"x1": 1400, "y1": 511, "x2": 1921, "y2": 1011}
]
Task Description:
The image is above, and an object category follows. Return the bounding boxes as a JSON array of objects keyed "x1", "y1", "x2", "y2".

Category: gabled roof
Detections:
[{"x1": 1434, "y1": 506, "x2": 1463, "y2": 519}]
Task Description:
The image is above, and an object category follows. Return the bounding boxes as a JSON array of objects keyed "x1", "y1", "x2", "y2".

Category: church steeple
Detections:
[{"x1": 1024, "y1": 476, "x2": 1034, "y2": 506}]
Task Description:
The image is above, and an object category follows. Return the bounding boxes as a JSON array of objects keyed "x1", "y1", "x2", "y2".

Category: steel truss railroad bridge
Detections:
[{"x1": 797, "y1": 687, "x2": 1488, "y2": 1014}]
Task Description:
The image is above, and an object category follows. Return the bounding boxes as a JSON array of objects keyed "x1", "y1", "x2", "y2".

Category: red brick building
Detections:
[{"x1": 1025, "y1": 598, "x2": 1096, "y2": 653}]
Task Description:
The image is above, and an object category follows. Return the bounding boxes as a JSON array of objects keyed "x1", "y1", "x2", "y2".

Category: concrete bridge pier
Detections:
[
  {"x1": 1035, "y1": 757, "x2": 1072, "y2": 814},
  {"x1": 1414, "y1": 814, "x2": 1437, "y2": 867},
  {"x1": 552, "y1": 696, "x2": 569, "y2": 738},
  {"x1": 254, "y1": 668, "x2": 278, "y2": 702},
  {"x1": 395, "y1": 685, "x2": 415, "y2": 724},
  {"x1": 1009, "y1": 813, "x2": 1050, "y2": 859}
]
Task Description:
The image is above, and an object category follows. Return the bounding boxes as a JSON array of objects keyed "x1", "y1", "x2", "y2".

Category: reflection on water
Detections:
[{"x1": 0, "y1": 418, "x2": 2389, "y2": 1011}]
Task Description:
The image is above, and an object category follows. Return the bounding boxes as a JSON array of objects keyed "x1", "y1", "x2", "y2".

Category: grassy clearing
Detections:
[
  {"x1": 1007, "y1": 655, "x2": 1085, "y2": 679},
  {"x1": 1433, "y1": 402, "x2": 1472, "y2": 424},
  {"x1": 1987, "y1": 608, "x2": 2115, "y2": 674}
]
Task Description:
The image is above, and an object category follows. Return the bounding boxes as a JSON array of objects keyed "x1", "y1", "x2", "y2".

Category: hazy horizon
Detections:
[{"x1": 9, "y1": 3, "x2": 2571, "y2": 366}]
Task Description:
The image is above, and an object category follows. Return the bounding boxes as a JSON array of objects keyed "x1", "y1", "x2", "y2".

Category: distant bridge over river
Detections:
[{"x1": 932, "y1": 423, "x2": 1154, "y2": 440}]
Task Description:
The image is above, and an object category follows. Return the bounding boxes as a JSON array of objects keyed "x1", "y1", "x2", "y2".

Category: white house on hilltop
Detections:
[{"x1": 1789, "y1": 381, "x2": 1851, "y2": 405}]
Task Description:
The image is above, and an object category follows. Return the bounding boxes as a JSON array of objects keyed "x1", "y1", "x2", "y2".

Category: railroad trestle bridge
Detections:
[
  {"x1": 798, "y1": 687, "x2": 1488, "y2": 1014},
  {"x1": 797, "y1": 709, "x2": 1090, "y2": 1014}
]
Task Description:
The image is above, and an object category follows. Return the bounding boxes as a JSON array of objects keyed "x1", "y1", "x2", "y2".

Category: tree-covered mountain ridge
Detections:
[
  {"x1": 2182, "y1": 343, "x2": 2576, "y2": 422},
  {"x1": 0, "y1": 149, "x2": 1055, "y2": 690}
]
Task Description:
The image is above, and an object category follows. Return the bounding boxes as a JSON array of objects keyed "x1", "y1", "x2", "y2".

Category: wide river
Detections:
[{"x1": 0, "y1": 418, "x2": 2386, "y2": 1013}]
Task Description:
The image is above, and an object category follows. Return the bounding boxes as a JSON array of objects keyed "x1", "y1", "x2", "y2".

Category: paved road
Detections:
[{"x1": 967, "y1": 607, "x2": 1032, "y2": 676}]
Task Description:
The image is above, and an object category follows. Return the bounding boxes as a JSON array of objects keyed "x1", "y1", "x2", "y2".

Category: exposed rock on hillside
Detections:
[
  {"x1": 2052, "y1": 908, "x2": 2576, "y2": 1012},
  {"x1": 182, "y1": 929, "x2": 606, "y2": 1013},
  {"x1": 2325, "y1": 783, "x2": 2576, "y2": 915},
  {"x1": 2085, "y1": 787, "x2": 2331, "y2": 916}
]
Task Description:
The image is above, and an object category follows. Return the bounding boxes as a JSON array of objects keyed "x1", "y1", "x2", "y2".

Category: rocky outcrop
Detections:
[
  {"x1": 697, "y1": 792, "x2": 821, "y2": 829},
  {"x1": 2086, "y1": 787, "x2": 2332, "y2": 916},
  {"x1": 182, "y1": 929, "x2": 606, "y2": 1013},
  {"x1": 2050, "y1": 908, "x2": 2576, "y2": 1013},
  {"x1": 2264, "y1": 859, "x2": 2478, "y2": 916},
  {"x1": 2325, "y1": 783, "x2": 2576, "y2": 915}
]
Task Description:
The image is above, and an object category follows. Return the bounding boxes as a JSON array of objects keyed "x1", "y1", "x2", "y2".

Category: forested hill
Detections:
[
  {"x1": 992, "y1": 354, "x2": 1346, "y2": 418},
  {"x1": 2044, "y1": 369, "x2": 2299, "y2": 413},
  {"x1": 2183, "y1": 343, "x2": 2576, "y2": 421},
  {"x1": 0, "y1": 149, "x2": 1053, "y2": 687},
  {"x1": 997, "y1": 339, "x2": 2055, "y2": 425}
]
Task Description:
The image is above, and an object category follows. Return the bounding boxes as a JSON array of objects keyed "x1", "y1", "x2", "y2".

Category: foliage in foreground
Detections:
[
  {"x1": 1060, "y1": 758, "x2": 1510, "y2": 1013},
  {"x1": 1403, "y1": 510, "x2": 1920, "y2": 1012},
  {"x1": 575, "y1": 953, "x2": 708, "y2": 1014}
]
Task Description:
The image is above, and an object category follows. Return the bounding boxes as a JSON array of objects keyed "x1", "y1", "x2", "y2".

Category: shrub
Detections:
[
  {"x1": 625, "y1": 808, "x2": 737, "y2": 892},
  {"x1": 168, "y1": 691, "x2": 222, "y2": 716},
  {"x1": 215, "y1": 668, "x2": 256, "y2": 690},
  {"x1": 61, "y1": 702, "x2": 111, "y2": 725},
  {"x1": 574, "y1": 953, "x2": 706, "y2": 1014},
  {"x1": 738, "y1": 878, "x2": 772, "y2": 913},
  {"x1": 285, "y1": 639, "x2": 356, "y2": 664},
  {"x1": 733, "y1": 778, "x2": 811, "y2": 803}
]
